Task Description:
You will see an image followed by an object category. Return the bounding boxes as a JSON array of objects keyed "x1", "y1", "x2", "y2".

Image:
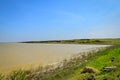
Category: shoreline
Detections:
[{"x1": 25, "y1": 45, "x2": 112, "y2": 80}]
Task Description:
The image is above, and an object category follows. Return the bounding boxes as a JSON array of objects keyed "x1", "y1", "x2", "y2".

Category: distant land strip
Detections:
[{"x1": 21, "y1": 38, "x2": 120, "y2": 45}]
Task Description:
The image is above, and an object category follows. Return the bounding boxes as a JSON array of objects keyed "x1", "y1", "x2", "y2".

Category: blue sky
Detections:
[{"x1": 0, "y1": 0, "x2": 120, "y2": 42}]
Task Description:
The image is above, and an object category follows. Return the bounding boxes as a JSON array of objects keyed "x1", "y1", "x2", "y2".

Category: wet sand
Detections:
[{"x1": 0, "y1": 43, "x2": 110, "y2": 73}]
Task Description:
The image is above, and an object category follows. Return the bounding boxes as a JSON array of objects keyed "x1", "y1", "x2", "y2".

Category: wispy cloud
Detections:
[
  {"x1": 88, "y1": 24, "x2": 120, "y2": 38},
  {"x1": 58, "y1": 11, "x2": 81, "y2": 19}
]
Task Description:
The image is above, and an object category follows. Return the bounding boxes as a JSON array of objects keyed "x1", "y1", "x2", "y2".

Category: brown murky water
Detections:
[{"x1": 0, "y1": 43, "x2": 110, "y2": 73}]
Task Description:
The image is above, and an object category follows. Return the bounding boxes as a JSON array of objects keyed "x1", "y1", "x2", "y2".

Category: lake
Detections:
[{"x1": 0, "y1": 43, "x2": 110, "y2": 73}]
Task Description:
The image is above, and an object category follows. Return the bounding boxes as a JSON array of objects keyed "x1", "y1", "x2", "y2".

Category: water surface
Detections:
[{"x1": 0, "y1": 43, "x2": 110, "y2": 72}]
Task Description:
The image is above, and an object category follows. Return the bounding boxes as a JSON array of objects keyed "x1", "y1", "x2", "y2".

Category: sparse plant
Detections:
[
  {"x1": 8, "y1": 70, "x2": 27, "y2": 80},
  {"x1": 0, "y1": 73, "x2": 4, "y2": 80}
]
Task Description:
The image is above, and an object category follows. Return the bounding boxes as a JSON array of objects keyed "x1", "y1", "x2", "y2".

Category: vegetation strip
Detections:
[{"x1": 21, "y1": 38, "x2": 120, "y2": 45}]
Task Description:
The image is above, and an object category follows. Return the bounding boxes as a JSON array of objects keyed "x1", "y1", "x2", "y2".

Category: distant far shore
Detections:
[{"x1": 21, "y1": 38, "x2": 120, "y2": 45}]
